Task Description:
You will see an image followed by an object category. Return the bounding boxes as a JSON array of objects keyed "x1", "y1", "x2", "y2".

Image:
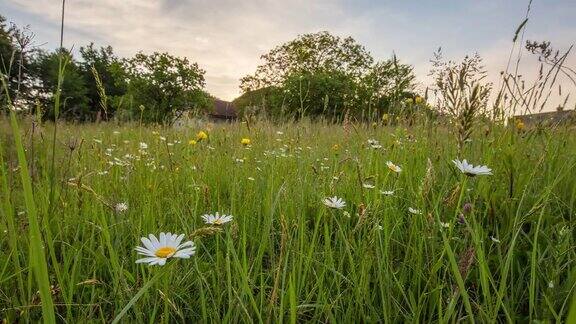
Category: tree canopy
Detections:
[
  {"x1": 1, "y1": 14, "x2": 212, "y2": 124},
  {"x1": 120, "y1": 52, "x2": 211, "y2": 124},
  {"x1": 238, "y1": 31, "x2": 417, "y2": 120}
]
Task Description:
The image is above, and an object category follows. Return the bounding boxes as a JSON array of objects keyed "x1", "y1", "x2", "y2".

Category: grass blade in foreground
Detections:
[{"x1": 8, "y1": 109, "x2": 56, "y2": 323}]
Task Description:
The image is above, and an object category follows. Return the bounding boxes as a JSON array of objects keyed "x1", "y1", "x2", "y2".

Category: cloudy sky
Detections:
[{"x1": 1, "y1": 0, "x2": 575, "y2": 106}]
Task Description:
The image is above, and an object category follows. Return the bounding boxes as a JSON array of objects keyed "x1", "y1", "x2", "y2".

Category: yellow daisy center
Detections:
[
  {"x1": 155, "y1": 246, "x2": 176, "y2": 258},
  {"x1": 388, "y1": 164, "x2": 399, "y2": 172},
  {"x1": 213, "y1": 218, "x2": 223, "y2": 225}
]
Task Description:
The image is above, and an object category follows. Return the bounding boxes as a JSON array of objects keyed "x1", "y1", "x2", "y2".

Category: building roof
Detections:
[
  {"x1": 515, "y1": 110, "x2": 575, "y2": 125},
  {"x1": 210, "y1": 99, "x2": 237, "y2": 118}
]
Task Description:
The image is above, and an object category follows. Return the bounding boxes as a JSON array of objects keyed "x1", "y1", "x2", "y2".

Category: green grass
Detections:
[{"x1": 1, "y1": 117, "x2": 575, "y2": 322}]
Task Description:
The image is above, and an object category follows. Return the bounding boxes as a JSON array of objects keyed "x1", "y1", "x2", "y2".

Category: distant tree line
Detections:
[
  {"x1": 235, "y1": 31, "x2": 426, "y2": 121},
  {"x1": 1, "y1": 15, "x2": 428, "y2": 124},
  {"x1": 0, "y1": 15, "x2": 212, "y2": 124}
]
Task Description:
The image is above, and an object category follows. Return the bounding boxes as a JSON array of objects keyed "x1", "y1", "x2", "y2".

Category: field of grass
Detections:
[{"x1": 1, "y1": 116, "x2": 576, "y2": 322}]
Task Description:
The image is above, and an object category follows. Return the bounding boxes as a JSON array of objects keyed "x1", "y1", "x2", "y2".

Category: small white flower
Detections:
[
  {"x1": 408, "y1": 207, "x2": 422, "y2": 215},
  {"x1": 235, "y1": 158, "x2": 244, "y2": 163},
  {"x1": 159, "y1": 136, "x2": 166, "y2": 141},
  {"x1": 323, "y1": 196, "x2": 346, "y2": 209},
  {"x1": 452, "y1": 159, "x2": 492, "y2": 176},
  {"x1": 114, "y1": 202, "x2": 128, "y2": 213},
  {"x1": 386, "y1": 161, "x2": 402, "y2": 173},
  {"x1": 201, "y1": 212, "x2": 233, "y2": 225},
  {"x1": 362, "y1": 183, "x2": 375, "y2": 189},
  {"x1": 548, "y1": 281, "x2": 554, "y2": 289},
  {"x1": 380, "y1": 190, "x2": 395, "y2": 196},
  {"x1": 139, "y1": 142, "x2": 148, "y2": 150},
  {"x1": 490, "y1": 236, "x2": 501, "y2": 243},
  {"x1": 439, "y1": 222, "x2": 450, "y2": 228},
  {"x1": 276, "y1": 131, "x2": 284, "y2": 135},
  {"x1": 367, "y1": 139, "x2": 382, "y2": 149},
  {"x1": 247, "y1": 177, "x2": 255, "y2": 181},
  {"x1": 135, "y1": 232, "x2": 195, "y2": 266}
]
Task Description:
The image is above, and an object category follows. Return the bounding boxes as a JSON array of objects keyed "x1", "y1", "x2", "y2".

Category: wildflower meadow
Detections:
[
  {"x1": 1, "y1": 118, "x2": 575, "y2": 322},
  {"x1": 1, "y1": 1, "x2": 576, "y2": 322}
]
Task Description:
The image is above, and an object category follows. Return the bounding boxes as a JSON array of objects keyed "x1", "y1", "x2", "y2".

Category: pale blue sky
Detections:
[{"x1": 1, "y1": 0, "x2": 574, "y2": 103}]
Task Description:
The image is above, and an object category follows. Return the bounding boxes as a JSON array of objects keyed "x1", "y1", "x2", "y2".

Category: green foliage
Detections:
[
  {"x1": 0, "y1": 15, "x2": 16, "y2": 106},
  {"x1": 282, "y1": 69, "x2": 357, "y2": 119},
  {"x1": 0, "y1": 15, "x2": 34, "y2": 109},
  {"x1": 232, "y1": 86, "x2": 285, "y2": 119},
  {"x1": 238, "y1": 31, "x2": 417, "y2": 120},
  {"x1": 30, "y1": 49, "x2": 90, "y2": 121},
  {"x1": 79, "y1": 43, "x2": 127, "y2": 120},
  {"x1": 121, "y1": 52, "x2": 210, "y2": 124}
]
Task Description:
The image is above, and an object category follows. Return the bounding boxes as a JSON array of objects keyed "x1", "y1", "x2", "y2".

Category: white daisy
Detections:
[
  {"x1": 408, "y1": 207, "x2": 422, "y2": 215},
  {"x1": 114, "y1": 202, "x2": 128, "y2": 213},
  {"x1": 201, "y1": 212, "x2": 233, "y2": 225},
  {"x1": 367, "y1": 139, "x2": 382, "y2": 149},
  {"x1": 323, "y1": 196, "x2": 346, "y2": 209},
  {"x1": 362, "y1": 183, "x2": 375, "y2": 189},
  {"x1": 139, "y1": 142, "x2": 148, "y2": 150},
  {"x1": 386, "y1": 161, "x2": 402, "y2": 173},
  {"x1": 135, "y1": 232, "x2": 195, "y2": 266},
  {"x1": 380, "y1": 190, "x2": 395, "y2": 196},
  {"x1": 452, "y1": 159, "x2": 492, "y2": 176}
]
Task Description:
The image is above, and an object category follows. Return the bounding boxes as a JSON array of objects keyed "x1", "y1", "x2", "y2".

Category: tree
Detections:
[
  {"x1": 30, "y1": 49, "x2": 90, "y2": 120},
  {"x1": 238, "y1": 31, "x2": 415, "y2": 120},
  {"x1": 78, "y1": 43, "x2": 127, "y2": 120},
  {"x1": 0, "y1": 15, "x2": 16, "y2": 107},
  {"x1": 361, "y1": 56, "x2": 416, "y2": 116},
  {"x1": 0, "y1": 15, "x2": 35, "y2": 110},
  {"x1": 121, "y1": 52, "x2": 210, "y2": 124},
  {"x1": 282, "y1": 69, "x2": 358, "y2": 119},
  {"x1": 240, "y1": 31, "x2": 373, "y2": 92}
]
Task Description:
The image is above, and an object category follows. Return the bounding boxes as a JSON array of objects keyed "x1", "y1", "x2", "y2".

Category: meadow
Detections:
[{"x1": 1, "y1": 116, "x2": 576, "y2": 322}]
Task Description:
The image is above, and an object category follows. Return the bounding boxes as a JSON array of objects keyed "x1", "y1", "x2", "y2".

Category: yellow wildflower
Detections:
[
  {"x1": 415, "y1": 96, "x2": 424, "y2": 104},
  {"x1": 515, "y1": 119, "x2": 525, "y2": 131},
  {"x1": 241, "y1": 138, "x2": 251, "y2": 146},
  {"x1": 196, "y1": 131, "x2": 208, "y2": 141},
  {"x1": 188, "y1": 139, "x2": 197, "y2": 145}
]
